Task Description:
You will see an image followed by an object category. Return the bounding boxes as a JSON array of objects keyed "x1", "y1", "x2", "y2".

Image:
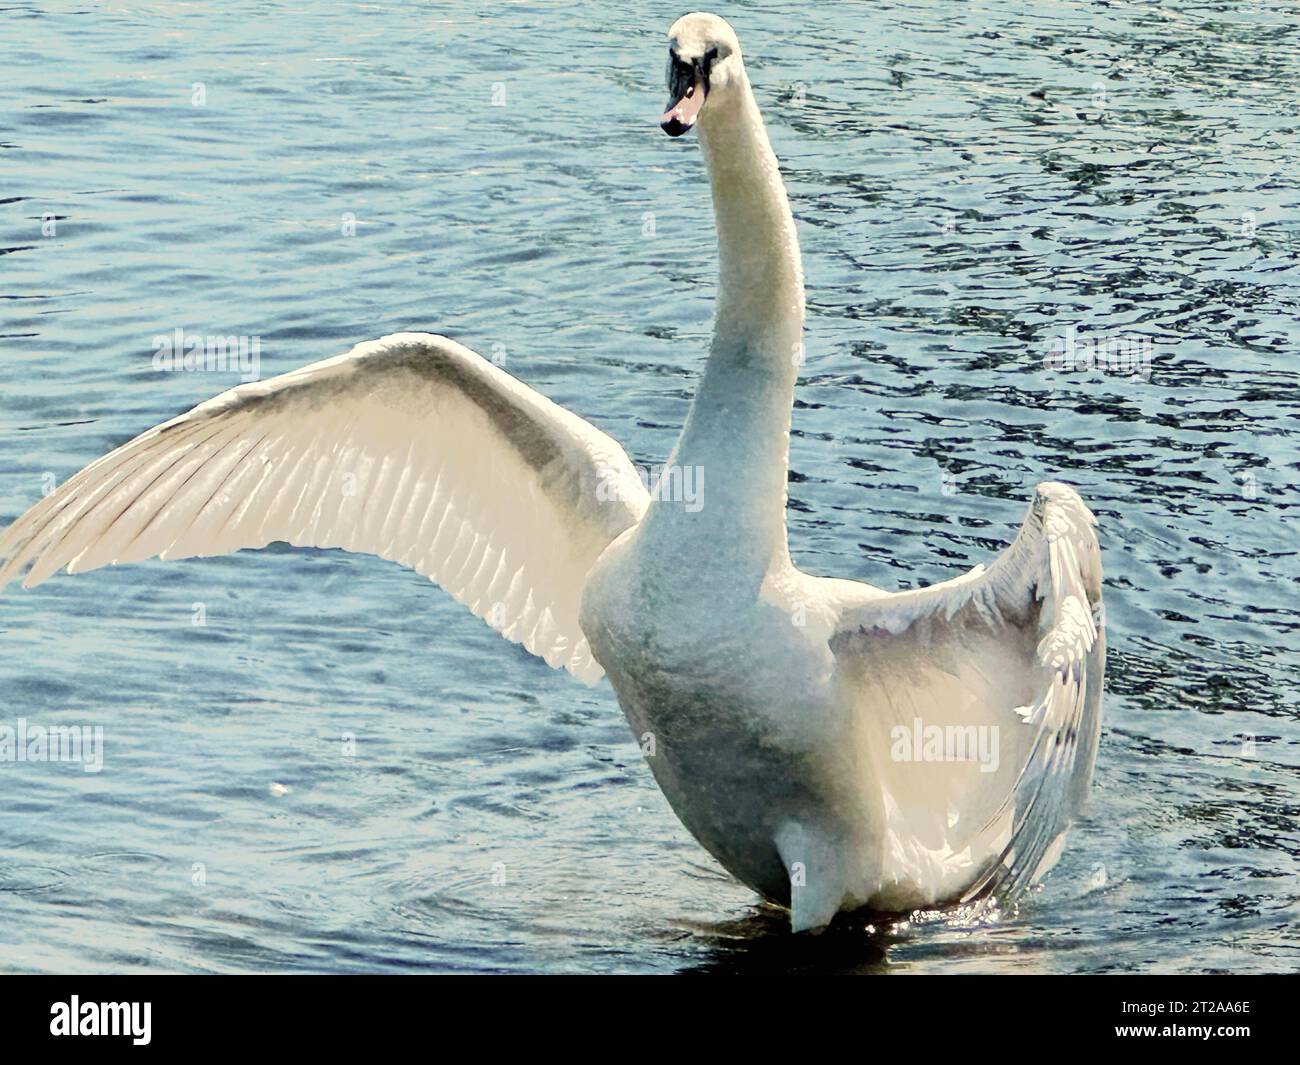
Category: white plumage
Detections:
[
  {"x1": 0, "y1": 12, "x2": 1103, "y2": 931},
  {"x1": 0, "y1": 335, "x2": 647, "y2": 684}
]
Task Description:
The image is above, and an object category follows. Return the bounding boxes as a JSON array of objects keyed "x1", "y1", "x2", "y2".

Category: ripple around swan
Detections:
[
  {"x1": 0, "y1": 0, "x2": 1297, "y2": 974},
  {"x1": 0, "y1": 862, "x2": 70, "y2": 893}
]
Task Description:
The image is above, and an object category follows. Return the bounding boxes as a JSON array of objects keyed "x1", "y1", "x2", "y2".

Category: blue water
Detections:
[{"x1": 1, "y1": 0, "x2": 1297, "y2": 973}]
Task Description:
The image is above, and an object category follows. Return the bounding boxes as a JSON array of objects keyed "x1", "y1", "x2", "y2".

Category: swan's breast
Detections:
[{"x1": 578, "y1": 531, "x2": 867, "y2": 899}]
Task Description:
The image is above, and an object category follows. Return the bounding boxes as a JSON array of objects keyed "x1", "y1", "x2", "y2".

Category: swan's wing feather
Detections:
[
  {"x1": 0, "y1": 333, "x2": 648, "y2": 684},
  {"x1": 829, "y1": 481, "x2": 1104, "y2": 904}
]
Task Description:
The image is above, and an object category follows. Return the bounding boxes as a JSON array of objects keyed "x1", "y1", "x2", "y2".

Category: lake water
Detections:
[{"x1": 0, "y1": 0, "x2": 1296, "y2": 974}]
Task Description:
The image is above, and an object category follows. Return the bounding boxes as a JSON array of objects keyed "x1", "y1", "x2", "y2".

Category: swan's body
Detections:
[{"x1": 0, "y1": 13, "x2": 1103, "y2": 932}]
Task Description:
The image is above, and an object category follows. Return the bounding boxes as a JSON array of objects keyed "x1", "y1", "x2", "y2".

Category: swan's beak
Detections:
[{"x1": 661, "y1": 59, "x2": 707, "y2": 137}]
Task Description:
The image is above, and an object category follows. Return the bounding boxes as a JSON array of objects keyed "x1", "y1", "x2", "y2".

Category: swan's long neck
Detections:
[{"x1": 648, "y1": 66, "x2": 804, "y2": 578}]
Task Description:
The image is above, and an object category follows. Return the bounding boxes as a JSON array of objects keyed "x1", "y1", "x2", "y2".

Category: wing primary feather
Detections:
[{"x1": 0, "y1": 334, "x2": 650, "y2": 685}]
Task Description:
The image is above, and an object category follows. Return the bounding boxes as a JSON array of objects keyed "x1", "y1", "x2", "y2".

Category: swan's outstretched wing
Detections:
[
  {"x1": 829, "y1": 481, "x2": 1104, "y2": 907},
  {"x1": 0, "y1": 333, "x2": 648, "y2": 684}
]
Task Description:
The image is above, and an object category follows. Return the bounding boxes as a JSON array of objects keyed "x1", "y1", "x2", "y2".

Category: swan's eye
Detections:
[{"x1": 703, "y1": 46, "x2": 720, "y2": 73}]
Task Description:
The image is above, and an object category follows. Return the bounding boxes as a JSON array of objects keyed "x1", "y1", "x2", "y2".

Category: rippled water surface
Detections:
[{"x1": 1, "y1": 0, "x2": 1297, "y2": 974}]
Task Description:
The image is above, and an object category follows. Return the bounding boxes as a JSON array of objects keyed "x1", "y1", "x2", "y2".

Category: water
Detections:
[{"x1": 0, "y1": 0, "x2": 1296, "y2": 974}]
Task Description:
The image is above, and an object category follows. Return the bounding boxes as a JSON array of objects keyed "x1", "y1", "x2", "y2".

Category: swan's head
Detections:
[{"x1": 661, "y1": 12, "x2": 743, "y2": 137}]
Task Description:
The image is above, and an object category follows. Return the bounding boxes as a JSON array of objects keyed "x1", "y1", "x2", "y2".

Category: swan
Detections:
[{"x1": 0, "y1": 12, "x2": 1103, "y2": 933}]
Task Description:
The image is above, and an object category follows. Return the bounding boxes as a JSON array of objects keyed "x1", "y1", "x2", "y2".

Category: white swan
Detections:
[{"x1": 0, "y1": 12, "x2": 1103, "y2": 932}]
